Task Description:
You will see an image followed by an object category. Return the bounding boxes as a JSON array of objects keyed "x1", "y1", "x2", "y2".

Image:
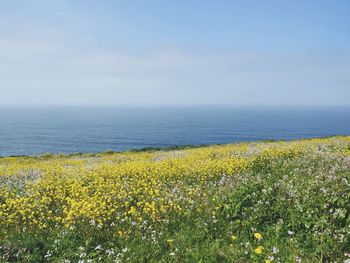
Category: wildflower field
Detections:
[{"x1": 1, "y1": 136, "x2": 350, "y2": 262}]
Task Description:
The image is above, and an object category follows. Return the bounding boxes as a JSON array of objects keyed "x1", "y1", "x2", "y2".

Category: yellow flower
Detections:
[
  {"x1": 265, "y1": 260, "x2": 271, "y2": 263},
  {"x1": 118, "y1": 230, "x2": 125, "y2": 238},
  {"x1": 254, "y1": 245, "x2": 264, "y2": 255},
  {"x1": 230, "y1": 235, "x2": 237, "y2": 241},
  {"x1": 254, "y1": 232, "x2": 263, "y2": 240},
  {"x1": 167, "y1": 239, "x2": 174, "y2": 244}
]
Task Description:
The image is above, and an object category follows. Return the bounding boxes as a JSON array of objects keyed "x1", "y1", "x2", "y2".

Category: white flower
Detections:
[
  {"x1": 169, "y1": 252, "x2": 176, "y2": 256},
  {"x1": 272, "y1": 246, "x2": 279, "y2": 254},
  {"x1": 44, "y1": 250, "x2": 52, "y2": 258},
  {"x1": 95, "y1": 245, "x2": 102, "y2": 250},
  {"x1": 288, "y1": 230, "x2": 294, "y2": 236},
  {"x1": 106, "y1": 248, "x2": 115, "y2": 256}
]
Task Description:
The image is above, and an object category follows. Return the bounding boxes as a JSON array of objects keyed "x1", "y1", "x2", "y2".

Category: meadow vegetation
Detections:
[{"x1": 0, "y1": 136, "x2": 350, "y2": 262}]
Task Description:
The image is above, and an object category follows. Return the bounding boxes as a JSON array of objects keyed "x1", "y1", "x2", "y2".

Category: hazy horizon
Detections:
[
  {"x1": 1, "y1": 104, "x2": 350, "y2": 108},
  {"x1": 1, "y1": 1, "x2": 350, "y2": 107}
]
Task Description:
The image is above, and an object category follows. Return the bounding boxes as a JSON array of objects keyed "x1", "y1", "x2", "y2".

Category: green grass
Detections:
[{"x1": 1, "y1": 137, "x2": 350, "y2": 262}]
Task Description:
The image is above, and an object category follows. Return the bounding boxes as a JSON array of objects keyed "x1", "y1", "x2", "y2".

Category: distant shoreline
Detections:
[
  {"x1": 1, "y1": 106, "x2": 349, "y2": 157},
  {"x1": 1, "y1": 134, "x2": 348, "y2": 159}
]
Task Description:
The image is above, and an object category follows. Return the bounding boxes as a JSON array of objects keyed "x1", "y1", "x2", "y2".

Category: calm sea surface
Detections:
[{"x1": 0, "y1": 106, "x2": 349, "y2": 156}]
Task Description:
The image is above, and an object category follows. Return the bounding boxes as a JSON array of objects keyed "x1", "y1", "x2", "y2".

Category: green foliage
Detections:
[{"x1": 1, "y1": 136, "x2": 350, "y2": 262}]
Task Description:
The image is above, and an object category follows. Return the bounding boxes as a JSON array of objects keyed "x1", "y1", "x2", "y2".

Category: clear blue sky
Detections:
[{"x1": 0, "y1": 0, "x2": 349, "y2": 106}]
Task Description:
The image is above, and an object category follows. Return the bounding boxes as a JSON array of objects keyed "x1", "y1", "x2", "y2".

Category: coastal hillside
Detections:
[{"x1": 1, "y1": 136, "x2": 350, "y2": 262}]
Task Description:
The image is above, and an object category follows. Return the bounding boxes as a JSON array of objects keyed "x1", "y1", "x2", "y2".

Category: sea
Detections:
[{"x1": 0, "y1": 106, "x2": 349, "y2": 156}]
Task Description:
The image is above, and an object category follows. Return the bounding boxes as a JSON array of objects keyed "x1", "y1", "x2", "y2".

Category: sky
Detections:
[{"x1": 0, "y1": 0, "x2": 349, "y2": 107}]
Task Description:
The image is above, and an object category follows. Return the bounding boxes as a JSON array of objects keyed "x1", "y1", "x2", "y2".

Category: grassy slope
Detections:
[{"x1": 0, "y1": 136, "x2": 350, "y2": 262}]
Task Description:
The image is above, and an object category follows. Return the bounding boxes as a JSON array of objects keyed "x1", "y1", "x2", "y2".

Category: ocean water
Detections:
[{"x1": 0, "y1": 106, "x2": 349, "y2": 156}]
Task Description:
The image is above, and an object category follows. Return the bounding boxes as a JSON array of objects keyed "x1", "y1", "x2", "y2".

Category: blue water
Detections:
[{"x1": 0, "y1": 106, "x2": 349, "y2": 156}]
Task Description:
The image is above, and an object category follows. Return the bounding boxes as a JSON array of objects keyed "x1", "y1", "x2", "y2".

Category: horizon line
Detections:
[{"x1": 0, "y1": 104, "x2": 350, "y2": 108}]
